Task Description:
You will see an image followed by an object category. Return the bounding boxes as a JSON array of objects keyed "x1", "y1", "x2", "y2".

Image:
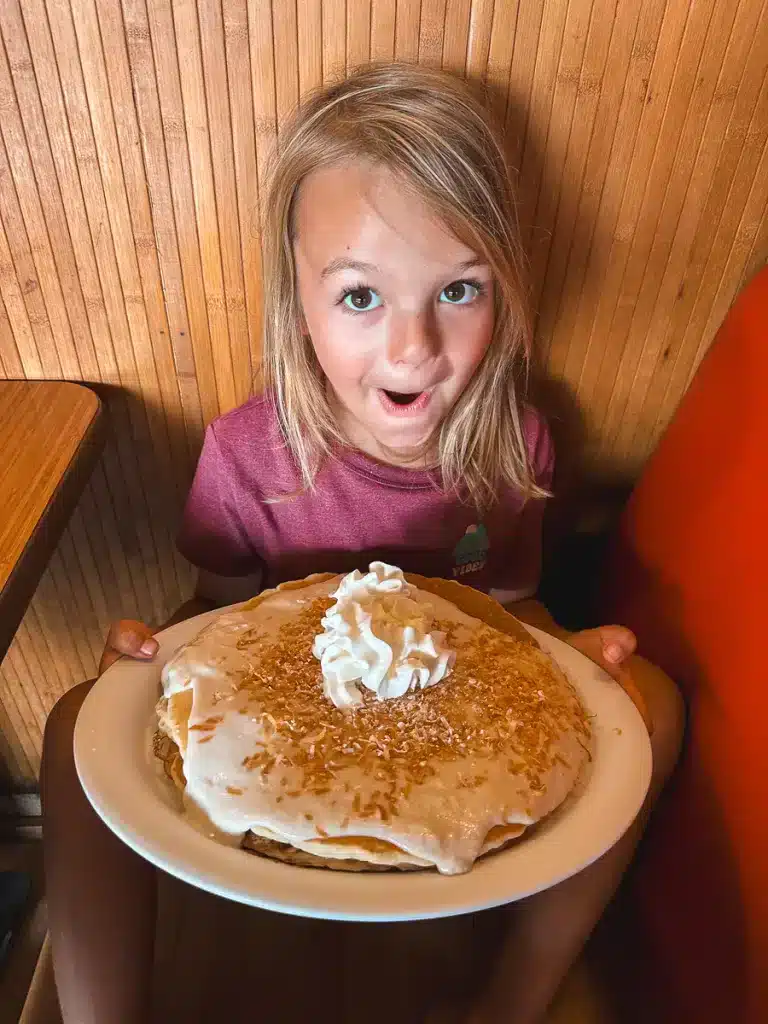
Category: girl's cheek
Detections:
[
  {"x1": 443, "y1": 310, "x2": 494, "y2": 361},
  {"x1": 313, "y1": 332, "x2": 371, "y2": 384}
]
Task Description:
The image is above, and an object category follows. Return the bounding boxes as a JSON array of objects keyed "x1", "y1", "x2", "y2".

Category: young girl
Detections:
[{"x1": 42, "y1": 63, "x2": 683, "y2": 1024}]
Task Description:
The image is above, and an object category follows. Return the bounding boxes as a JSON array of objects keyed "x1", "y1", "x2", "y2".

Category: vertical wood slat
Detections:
[
  {"x1": 395, "y1": 0, "x2": 421, "y2": 63},
  {"x1": 0, "y1": 0, "x2": 766, "y2": 784},
  {"x1": 371, "y1": 0, "x2": 396, "y2": 64},
  {"x1": 322, "y1": 0, "x2": 346, "y2": 84},
  {"x1": 441, "y1": 0, "x2": 471, "y2": 77},
  {"x1": 347, "y1": 0, "x2": 371, "y2": 70}
]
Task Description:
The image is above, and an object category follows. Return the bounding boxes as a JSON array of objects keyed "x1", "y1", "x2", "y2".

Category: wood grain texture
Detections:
[{"x1": 0, "y1": 0, "x2": 765, "y2": 784}]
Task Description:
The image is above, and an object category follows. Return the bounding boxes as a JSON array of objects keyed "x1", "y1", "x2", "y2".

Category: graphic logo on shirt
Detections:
[{"x1": 452, "y1": 523, "x2": 489, "y2": 578}]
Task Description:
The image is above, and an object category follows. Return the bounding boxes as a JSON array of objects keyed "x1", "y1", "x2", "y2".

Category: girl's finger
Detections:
[
  {"x1": 596, "y1": 625, "x2": 637, "y2": 663},
  {"x1": 105, "y1": 619, "x2": 157, "y2": 658},
  {"x1": 99, "y1": 620, "x2": 158, "y2": 676}
]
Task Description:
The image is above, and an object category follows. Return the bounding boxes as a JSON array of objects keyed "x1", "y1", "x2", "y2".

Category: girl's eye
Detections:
[
  {"x1": 342, "y1": 288, "x2": 382, "y2": 312},
  {"x1": 440, "y1": 280, "x2": 482, "y2": 305}
]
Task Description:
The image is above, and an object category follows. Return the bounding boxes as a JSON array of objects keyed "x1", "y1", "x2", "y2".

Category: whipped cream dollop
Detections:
[{"x1": 312, "y1": 562, "x2": 456, "y2": 709}]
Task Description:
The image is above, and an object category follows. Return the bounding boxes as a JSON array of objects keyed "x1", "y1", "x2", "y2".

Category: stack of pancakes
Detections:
[{"x1": 155, "y1": 572, "x2": 591, "y2": 875}]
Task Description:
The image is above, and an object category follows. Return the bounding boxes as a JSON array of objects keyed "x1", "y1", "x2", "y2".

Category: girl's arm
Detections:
[{"x1": 502, "y1": 598, "x2": 565, "y2": 638}]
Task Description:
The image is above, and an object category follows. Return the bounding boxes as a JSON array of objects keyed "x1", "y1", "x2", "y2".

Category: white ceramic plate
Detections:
[{"x1": 75, "y1": 609, "x2": 652, "y2": 922}]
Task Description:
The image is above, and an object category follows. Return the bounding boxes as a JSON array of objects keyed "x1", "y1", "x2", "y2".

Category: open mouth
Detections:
[
  {"x1": 383, "y1": 390, "x2": 423, "y2": 406},
  {"x1": 377, "y1": 387, "x2": 433, "y2": 417}
]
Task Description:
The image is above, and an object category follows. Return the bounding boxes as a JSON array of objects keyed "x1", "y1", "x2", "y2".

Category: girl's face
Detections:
[{"x1": 293, "y1": 162, "x2": 495, "y2": 465}]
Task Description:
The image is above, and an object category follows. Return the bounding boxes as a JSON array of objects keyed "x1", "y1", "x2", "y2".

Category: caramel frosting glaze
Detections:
[{"x1": 156, "y1": 567, "x2": 591, "y2": 875}]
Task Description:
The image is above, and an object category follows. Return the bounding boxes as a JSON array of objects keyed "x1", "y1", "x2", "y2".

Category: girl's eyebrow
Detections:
[
  {"x1": 321, "y1": 257, "x2": 379, "y2": 279},
  {"x1": 320, "y1": 256, "x2": 486, "y2": 278}
]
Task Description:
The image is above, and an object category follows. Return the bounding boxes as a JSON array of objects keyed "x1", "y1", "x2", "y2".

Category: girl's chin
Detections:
[{"x1": 335, "y1": 394, "x2": 442, "y2": 460}]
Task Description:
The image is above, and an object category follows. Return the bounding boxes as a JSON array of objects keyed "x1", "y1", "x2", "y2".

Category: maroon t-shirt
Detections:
[{"x1": 177, "y1": 394, "x2": 554, "y2": 602}]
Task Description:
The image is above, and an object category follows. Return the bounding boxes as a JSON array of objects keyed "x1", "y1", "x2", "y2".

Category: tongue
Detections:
[{"x1": 385, "y1": 390, "x2": 421, "y2": 406}]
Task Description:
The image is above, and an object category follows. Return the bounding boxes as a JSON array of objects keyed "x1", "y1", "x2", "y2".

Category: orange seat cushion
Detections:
[{"x1": 599, "y1": 268, "x2": 768, "y2": 1024}]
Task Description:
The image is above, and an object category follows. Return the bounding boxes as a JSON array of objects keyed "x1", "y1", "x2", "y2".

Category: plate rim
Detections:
[{"x1": 74, "y1": 605, "x2": 652, "y2": 922}]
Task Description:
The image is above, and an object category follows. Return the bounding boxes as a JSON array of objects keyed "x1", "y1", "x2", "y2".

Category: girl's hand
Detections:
[
  {"x1": 98, "y1": 619, "x2": 158, "y2": 676},
  {"x1": 566, "y1": 625, "x2": 652, "y2": 733},
  {"x1": 566, "y1": 624, "x2": 635, "y2": 679}
]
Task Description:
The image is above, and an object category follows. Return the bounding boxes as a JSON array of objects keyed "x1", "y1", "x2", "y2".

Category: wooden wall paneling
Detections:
[
  {"x1": 272, "y1": 0, "x2": 300, "y2": 121},
  {"x1": 0, "y1": 288, "x2": 24, "y2": 377},
  {"x1": 321, "y1": 0, "x2": 346, "y2": 84},
  {"x1": 172, "y1": 0, "x2": 240, "y2": 418},
  {"x1": 0, "y1": 0, "x2": 766, "y2": 785},
  {"x1": 550, "y1": 0, "x2": 667, "y2": 392},
  {"x1": 122, "y1": 0, "x2": 205, "y2": 455},
  {"x1": 464, "y1": 0, "x2": 493, "y2": 82},
  {"x1": 440, "y1": 0, "x2": 470, "y2": 77},
  {"x1": 0, "y1": 1, "x2": 97, "y2": 384},
  {"x1": 483, "y1": 0, "x2": 518, "y2": 123},
  {"x1": 535, "y1": 0, "x2": 642, "y2": 373},
  {"x1": 45, "y1": 547, "x2": 101, "y2": 672},
  {"x1": 0, "y1": 134, "x2": 63, "y2": 379},
  {"x1": 562, "y1": 0, "x2": 701, "y2": 461},
  {"x1": 347, "y1": 0, "x2": 371, "y2": 71},
  {"x1": 28, "y1": 574, "x2": 87, "y2": 691},
  {"x1": 0, "y1": 695, "x2": 31, "y2": 785},
  {"x1": 625, "y1": 0, "x2": 768, "y2": 461},
  {"x1": 44, "y1": 0, "x2": 141, "y2": 396},
  {"x1": 223, "y1": 0, "x2": 266, "y2": 391},
  {"x1": 92, "y1": 0, "x2": 191, "y2": 523},
  {"x1": 583, "y1": 0, "x2": 729, "y2": 461},
  {"x1": 516, "y1": 0, "x2": 571, "y2": 256},
  {"x1": 504, "y1": 0, "x2": 546, "y2": 167},
  {"x1": 53, "y1": 527, "x2": 105, "y2": 668},
  {"x1": 247, "y1": 0, "x2": 278, "y2": 256},
  {"x1": 371, "y1": 0, "x2": 397, "y2": 64},
  {"x1": 6, "y1": 606, "x2": 69, "y2": 743},
  {"x1": 195, "y1": 0, "x2": 253, "y2": 407},
  {"x1": 18, "y1": 0, "x2": 120, "y2": 387},
  {"x1": 298, "y1": 0, "x2": 323, "y2": 95},
  {"x1": 0, "y1": 60, "x2": 82, "y2": 384},
  {"x1": 690, "y1": 86, "x2": 768, "y2": 362},
  {"x1": 10, "y1": 624, "x2": 56, "y2": 713},
  {"x1": 417, "y1": 0, "x2": 446, "y2": 68},
  {"x1": 70, "y1": 474, "x2": 140, "y2": 624},
  {"x1": 3, "y1": 638, "x2": 50, "y2": 734},
  {"x1": 1, "y1": 647, "x2": 44, "y2": 745},
  {"x1": 145, "y1": 0, "x2": 224, "y2": 424},
  {"x1": 395, "y1": 0, "x2": 420, "y2": 63},
  {"x1": 526, "y1": 0, "x2": 605, "y2": 312},
  {"x1": 738, "y1": 188, "x2": 768, "y2": 290},
  {"x1": 597, "y1": 0, "x2": 747, "y2": 465},
  {"x1": 690, "y1": 133, "x2": 768, "y2": 377},
  {"x1": 0, "y1": 215, "x2": 45, "y2": 378},
  {"x1": 43, "y1": 0, "x2": 181, "y2": 619},
  {"x1": 0, "y1": 661, "x2": 39, "y2": 779},
  {"x1": 63, "y1": 508, "x2": 112, "y2": 639},
  {"x1": 21, "y1": 0, "x2": 178, "y2": 628},
  {"x1": 71, "y1": 0, "x2": 184, "y2": 619}
]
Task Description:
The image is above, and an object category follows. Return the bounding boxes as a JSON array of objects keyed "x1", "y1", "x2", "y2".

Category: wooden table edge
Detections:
[{"x1": 0, "y1": 382, "x2": 106, "y2": 662}]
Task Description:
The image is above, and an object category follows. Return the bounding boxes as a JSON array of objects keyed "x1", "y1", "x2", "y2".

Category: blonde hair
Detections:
[{"x1": 262, "y1": 62, "x2": 544, "y2": 509}]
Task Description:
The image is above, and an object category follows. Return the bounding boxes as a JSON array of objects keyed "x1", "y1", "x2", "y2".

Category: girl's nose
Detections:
[{"x1": 386, "y1": 311, "x2": 439, "y2": 367}]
